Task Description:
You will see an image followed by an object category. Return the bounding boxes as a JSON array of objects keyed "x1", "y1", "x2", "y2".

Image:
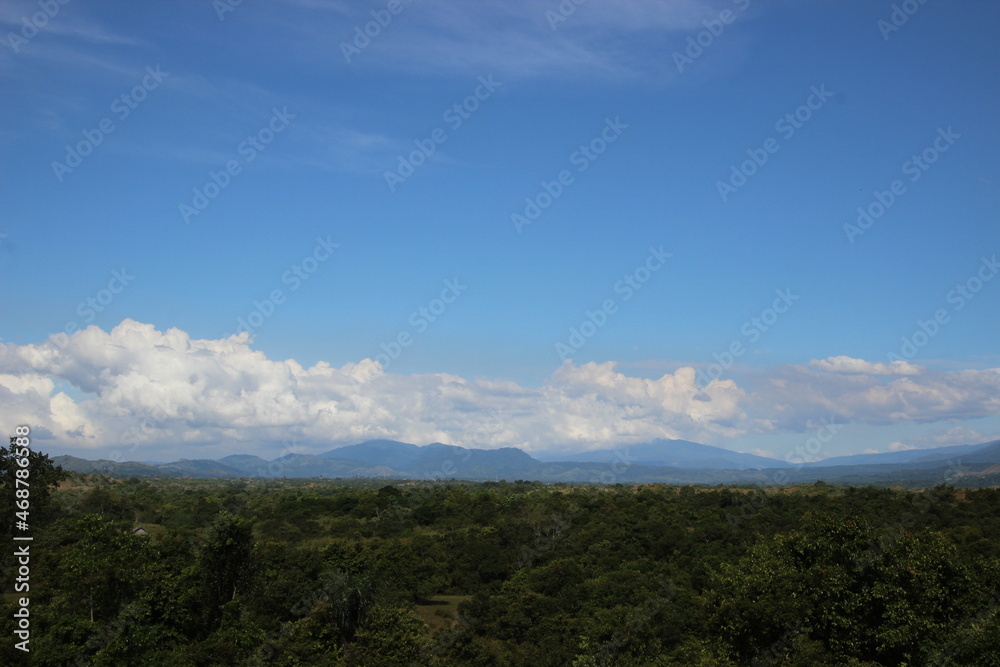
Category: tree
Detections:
[
  {"x1": 0, "y1": 436, "x2": 67, "y2": 535},
  {"x1": 55, "y1": 514, "x2": 152, "y2": 623},
  {"x1": 315, "y1": 569, "x2": 383, "y2": 647},
  {"x1": 197, "y1": 510, "x2": 254, "y2": 629},
  {"x1": 346, "y1": 606, "x2": 430, "y2": 666},
  {"x1": 707, "y1": 515, "x2": 992, "y2": 664}
]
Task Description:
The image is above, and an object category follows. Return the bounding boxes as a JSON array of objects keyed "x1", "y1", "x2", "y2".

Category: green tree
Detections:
[
  {"x1": 0, "y1": 436, "x2": 67, "y2": 535},
  {"x1": 316, "y1": 569, "x2": 383, "y2": 647},
  {"x1": 55, "y1": 514, "x2": 151, "y2": 623},
  {"x1": 197, "y1": 510, "x2": 254, "y2": 629},
  {"x1": 707, "y1": 515, "x2": 991, "y2": 664},
  {"x1": 347, "y1": 606, "x2": 430, "y2": 666}
]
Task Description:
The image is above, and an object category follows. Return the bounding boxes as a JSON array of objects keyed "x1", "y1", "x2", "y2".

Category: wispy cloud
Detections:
[
  {"x1": 289, "y1": 124, "x2": 403, "y2": 174},
  {"x1": 0, "y1": 0, "x2": 140, "y2": 47},
  {"x1": 809, "y1": 355, "x2": 924, "y2": 376},
  {"x1": 263, "y1": 0, "x2": 743, "y2": 80},
  {"x1": 888, "y1": 426, "x2": 1000, "y2": 452},
  {"x1": 0, "y1": 1, "x2": 144, "y2": 72}
]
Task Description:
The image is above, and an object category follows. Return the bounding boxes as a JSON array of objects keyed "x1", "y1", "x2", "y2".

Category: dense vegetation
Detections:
[{"x1": 2, "y1": 450, "x2": 999, "y2": 665}]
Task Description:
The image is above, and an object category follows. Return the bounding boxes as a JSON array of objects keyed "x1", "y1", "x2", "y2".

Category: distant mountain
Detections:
[
  {"x1": 941, "y1": 440, "x2": 1000, "y2": 464},
  {"x1": 320, "y1": 440, "x2": 422, "y2": 467},
  {"x1": 52, "y1": 455, "x2": 182, "y2": 478},
  {"x1": 410, "y1": 443, "x2": 539, "y2": 478},
  {"x1": 218, "y1": 454, "x2": 273, "y2": 476},
  {"x1": 804, "y1": 441, "x2": 995, "y2": 467},
  {"x1": 157, "y1": 459, "x2": 242, "y2": 477},
  {"x1": 543, "y1": 439, "x2": 791, "y2": 470},
  {"x1": 268, "y1": 454, "x2": 390, "y2": 478},
  {"x1": 48, "y1": 438, "x2": 1000, "y2": 488}
]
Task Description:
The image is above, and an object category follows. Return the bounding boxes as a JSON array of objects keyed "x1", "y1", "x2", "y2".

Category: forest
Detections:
[{"x1": 2, "y1": 445, "x2": 999, "y2": 666}]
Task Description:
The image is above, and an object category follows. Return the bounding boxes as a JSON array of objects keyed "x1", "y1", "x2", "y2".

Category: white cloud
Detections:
[
  {"x1": 0, "y1": 372, "x2": 95, "y2": 441},
  {"x1": 751, "y1": 362, "x2": 1000, "y2": 430},
  {"x1": 809, "y1": 355, "x2": 924, "y2": 376},
  {"x1": 888, "y1": 441, "x2": 916, "y2": 452},
  {"x1": 4, "y1": 323, "x2": 998, "y2": 461},
  {"x1": 885, "y1": 427, "x2": 1000, "y2": 452},
  {"x1": 0, "y1": 320, "x2": 747, "y2": 459}
]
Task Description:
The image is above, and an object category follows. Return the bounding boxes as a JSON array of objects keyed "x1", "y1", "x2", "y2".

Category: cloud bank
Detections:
[
  {"x1": 0, "y1": 320, "x2": 745, "y2": 458},
  {"x1": 753, "y1": 357, "x2": 1000, "y2": 431},
  {"x1": 1, "y1": 323, "x2": 998, "y2": 460}
]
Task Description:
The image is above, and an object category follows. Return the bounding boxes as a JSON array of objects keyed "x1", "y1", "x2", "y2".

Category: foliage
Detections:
[
  {"x1": 0, "y1": 438, "x2": 68, "y2": 535},
  {"x1": 4, "y1": 474, "x2": 999, "y2": 665}
]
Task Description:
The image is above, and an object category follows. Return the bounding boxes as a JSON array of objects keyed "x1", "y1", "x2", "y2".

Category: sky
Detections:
[{"x1": 1, "y1": 0, "x2": 998, "y2": 464}]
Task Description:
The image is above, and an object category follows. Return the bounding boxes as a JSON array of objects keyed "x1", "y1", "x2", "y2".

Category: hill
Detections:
[
  {"x1": 541, "y1": 438, "x2": 792, "y2": 470},
  {"x1": 48, "y1": 438, "x2": 1000, "y2": 488}
]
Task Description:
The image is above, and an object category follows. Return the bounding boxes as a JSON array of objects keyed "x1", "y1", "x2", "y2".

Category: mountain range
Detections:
[{"x1": 50, "y1": 437, "x2": 1000, "y2": 488}]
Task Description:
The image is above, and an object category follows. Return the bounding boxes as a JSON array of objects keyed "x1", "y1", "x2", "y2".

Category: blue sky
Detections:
[{"x1": 1, "y1": 0, "x2": 998, "y2": 463}]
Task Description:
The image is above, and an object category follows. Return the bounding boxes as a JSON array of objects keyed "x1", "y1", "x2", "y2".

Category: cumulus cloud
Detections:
[
  {"x1": 0, "y1": 372, "x2": 95, "y2": 441},
  {"x1": 809, "y1": 355, "x2": 924, "y2": 376},
  {"x1": 0, "y1": 320, "x2": 747, "y2": 458},
  {"x1": 752, "y1": 362, "x2": 1000, "y2": 430},
  {"x1": 3, "y1": 321, "x2": 998, "y2": 460}
]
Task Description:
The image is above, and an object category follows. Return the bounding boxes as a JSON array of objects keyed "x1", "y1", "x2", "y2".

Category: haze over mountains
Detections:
[
  {"x1": 534, "y1": 439, "x2": 792, "y2": 469},
  {"x1": 52, "y1": 437, "x2": 1000, "y2": 488}
]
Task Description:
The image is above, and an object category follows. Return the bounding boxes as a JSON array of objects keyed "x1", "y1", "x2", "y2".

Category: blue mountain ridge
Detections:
[{"x1": 48, "y1": 439, "x2": 1000, "y2": 486}]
